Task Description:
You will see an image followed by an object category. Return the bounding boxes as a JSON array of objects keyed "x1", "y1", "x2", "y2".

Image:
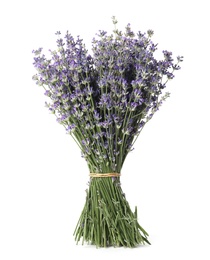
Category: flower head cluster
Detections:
[{"x1": 32, "y1": 18, "x2": 183, "y2": 173}]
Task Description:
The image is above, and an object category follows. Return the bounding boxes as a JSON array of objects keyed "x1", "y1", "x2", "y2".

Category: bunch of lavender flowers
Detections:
[{"x1": 32, "y1": 17, "x2": 183, "y2": 248}]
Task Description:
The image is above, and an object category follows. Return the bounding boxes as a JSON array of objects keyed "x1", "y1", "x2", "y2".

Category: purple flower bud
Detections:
[{"x1": 44, "y1": 90, "x2": 51, "y2": 97}]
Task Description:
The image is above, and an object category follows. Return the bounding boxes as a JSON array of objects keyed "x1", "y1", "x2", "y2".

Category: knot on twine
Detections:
[{"x1": 89, "y1": 173, "x2": 121, "y2": 178}]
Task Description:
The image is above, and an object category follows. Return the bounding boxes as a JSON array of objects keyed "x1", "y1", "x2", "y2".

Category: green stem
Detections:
[{"x1": 74, "y1": 177, "x2": 150, "y2": 248}]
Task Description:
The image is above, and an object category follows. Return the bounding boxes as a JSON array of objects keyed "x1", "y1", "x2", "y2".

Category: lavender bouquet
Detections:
[{"x1": 32, "y1": 17, "x2": 183, "y2": 248}]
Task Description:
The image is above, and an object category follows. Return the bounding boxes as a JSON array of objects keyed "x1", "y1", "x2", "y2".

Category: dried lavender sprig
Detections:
[{"x1": 32, "y1": 18, "x2": 183, "y2": 247}]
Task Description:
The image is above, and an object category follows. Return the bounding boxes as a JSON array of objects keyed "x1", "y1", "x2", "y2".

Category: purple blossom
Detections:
[
  {"x1": 66, "y1": 124, "x2": 76, "y2": 133},
  {"x1": 33, "y1": 20, "x2": 183, "y2": 173}
]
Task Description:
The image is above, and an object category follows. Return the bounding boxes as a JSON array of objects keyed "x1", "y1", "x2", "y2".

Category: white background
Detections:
[{"x1": 0, "y1": 0, "x2": 210, "y2": 259}]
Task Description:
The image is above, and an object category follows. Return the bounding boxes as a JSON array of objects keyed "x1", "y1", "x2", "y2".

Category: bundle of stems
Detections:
[{"x1": 32, "y1": 17, "x2": 183, "y2": 247}]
